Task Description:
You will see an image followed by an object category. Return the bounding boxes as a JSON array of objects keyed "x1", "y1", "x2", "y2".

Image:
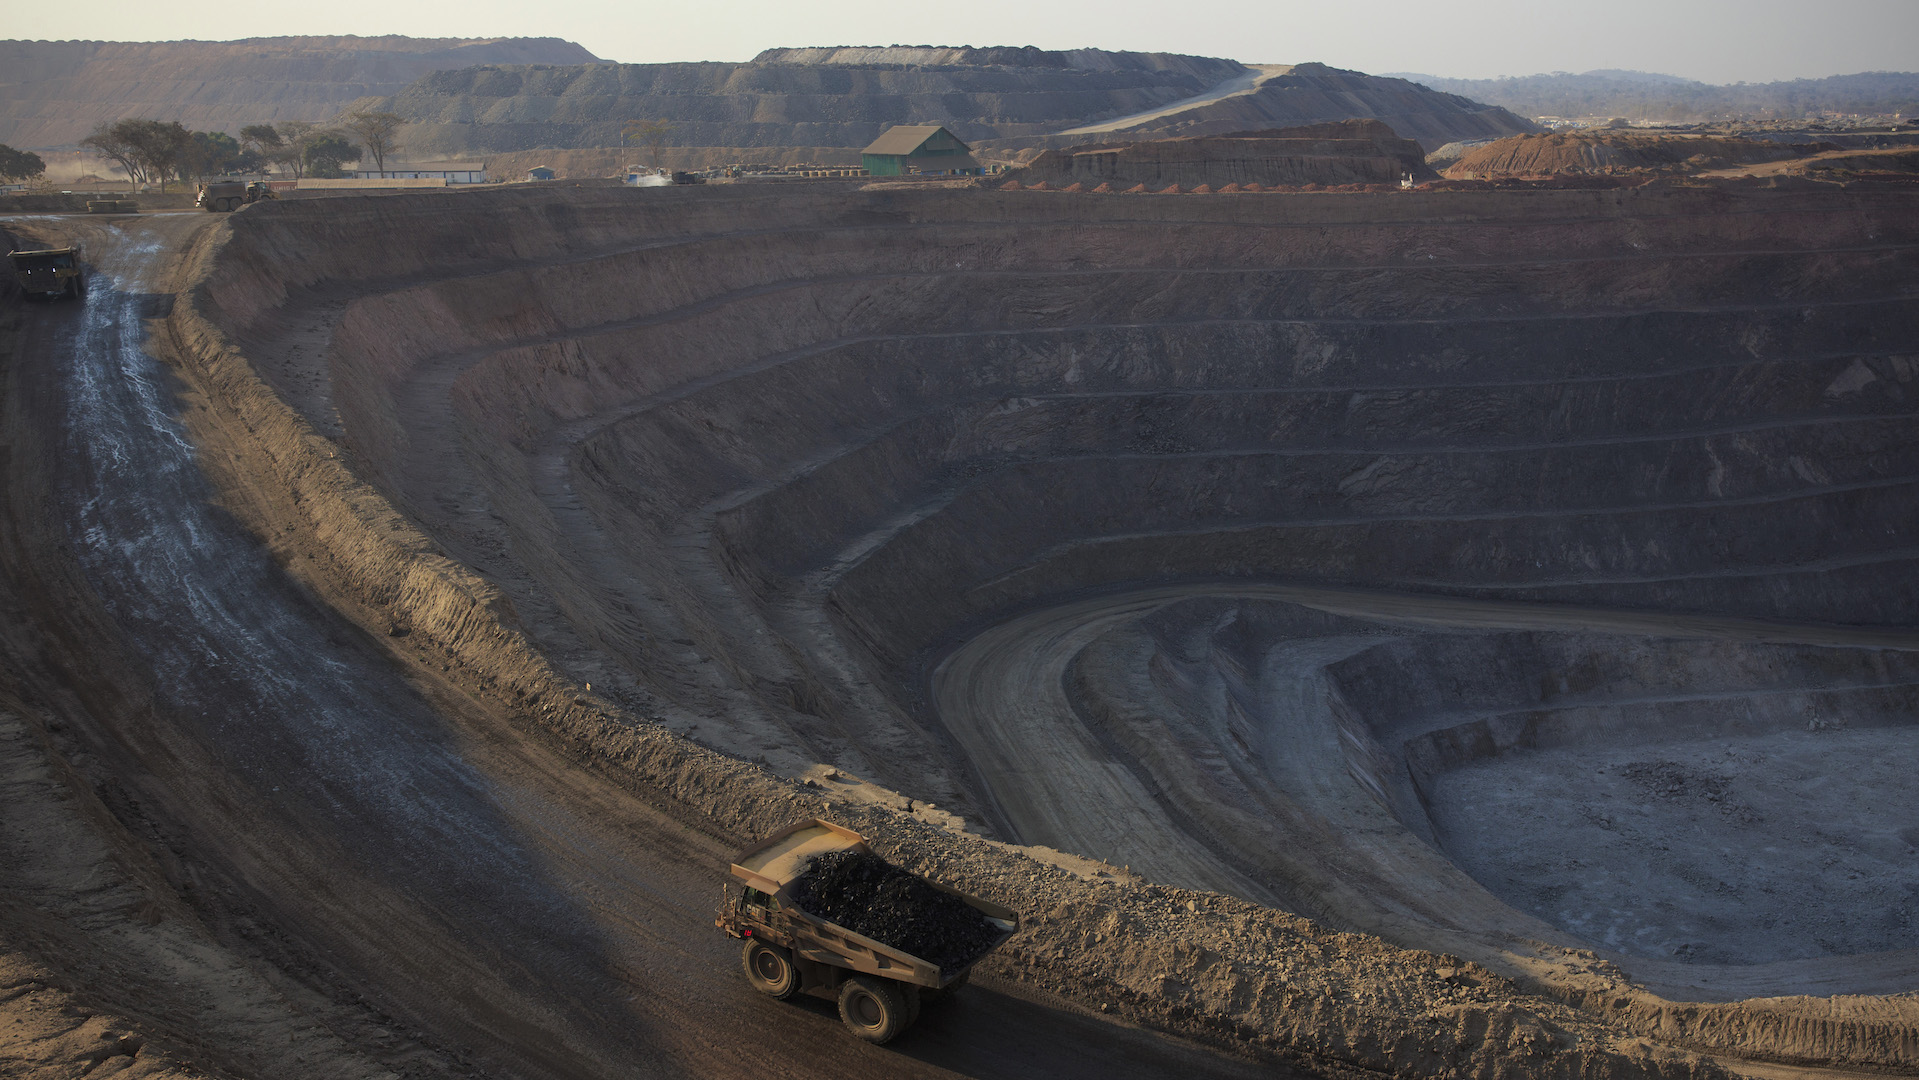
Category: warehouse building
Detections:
[
  {"x1": 860, "y1": 126, "x2": 983, "y2": 177},
  {"x1": 350, "y1": 161, "x2": 488, "y2": 184}
]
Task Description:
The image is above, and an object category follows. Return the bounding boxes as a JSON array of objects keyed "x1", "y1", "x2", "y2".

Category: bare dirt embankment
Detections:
[
  {"x1": 1443, "y1": 132, "x2": 1830, "y2": 178},
  {"x1": 127, "y1": 179, "x2": 1919, "y2": 1079},
  {"x1": 1006, "y1": 120, "x2": 1429, "y2": 190}
]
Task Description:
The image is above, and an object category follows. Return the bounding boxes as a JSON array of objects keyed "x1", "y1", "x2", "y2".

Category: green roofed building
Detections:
[{"x1": 860, "y1": 125, "x2": 982, "y2": 177}]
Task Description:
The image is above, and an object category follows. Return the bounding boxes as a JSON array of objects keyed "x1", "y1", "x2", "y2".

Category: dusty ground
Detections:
[
  {"x1": 1443, "y1": 132, "x2": 1826, "y2": 178},
  {"x1": 2, "y1": 179, "x2": 1917, "y2": 1079}
]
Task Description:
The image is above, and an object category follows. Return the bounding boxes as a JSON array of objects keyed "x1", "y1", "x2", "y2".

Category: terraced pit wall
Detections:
[{"x1": 166, "y1": 182, "x2": 1919, "y2": 1076}]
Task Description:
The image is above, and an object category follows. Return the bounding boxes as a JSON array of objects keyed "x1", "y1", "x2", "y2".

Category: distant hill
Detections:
[
  {"x1": 0, "y1": 36, "x2": 602, "y2": 148},
  {"x1": 371, "y1": 50, "x2": 1533, "y2": 160},
  {"x1": 374, "y1": 49, "x2": 1247, "y2": 157},
  {"x1": 1384, "y1": 69, "x2": 1919, "y2": 121}
]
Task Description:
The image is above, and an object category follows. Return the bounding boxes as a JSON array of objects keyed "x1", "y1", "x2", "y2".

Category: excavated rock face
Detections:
[
  {"x1": 193, "y1": 182, "x2": 1919, "y2": 1071},
  {"x1": 752, "y1": 46, "x2": 1248, "y2": 81},
  {"x1": 1013, "y1": 120, "x2": 1429, "y2": 189},
  {"x1": 0, "y1": 36, "x2": 601, "y2": 148},
  {"x1": 1083, "y1": 63, "x2": 1538, "y2": 150},
  {"x1": 375, "y1": 54, "x2": 1533, "y2": 158},
  {"x1": 380, "y1": 52, "x2": 1241, "y2": 157}
]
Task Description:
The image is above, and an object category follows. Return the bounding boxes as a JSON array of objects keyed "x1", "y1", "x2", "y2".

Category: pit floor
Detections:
[{"x1": 1425, "y1": 725, "x2": 1919, "y2": 966}]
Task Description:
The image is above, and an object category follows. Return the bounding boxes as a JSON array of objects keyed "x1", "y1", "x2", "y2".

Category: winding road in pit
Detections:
[
  {"x1": 0, "y1": 214, "x2": 1286, "y2": 1079},
  {"x1": 931, "y1": 580, "x2": 1919, "y2": 1001}
]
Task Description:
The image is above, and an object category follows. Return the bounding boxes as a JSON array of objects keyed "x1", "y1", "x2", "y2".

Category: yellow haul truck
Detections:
[
  {"x1": 7, "y1": 246, "x2": 85, "y2": 300},
  {"x1": 716, "y1": 819, "x2": 1018, "y2": 1044}
]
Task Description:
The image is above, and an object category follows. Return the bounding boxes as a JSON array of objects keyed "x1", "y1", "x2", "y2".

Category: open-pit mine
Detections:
[{"x1": 2, "y1": 179, "x2": 1916, "y2": 1080}]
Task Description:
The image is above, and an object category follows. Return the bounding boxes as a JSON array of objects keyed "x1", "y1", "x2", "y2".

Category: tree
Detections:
[
  {"x1": 118, "y1": 120, "x2": 192, "y2": 191},
  {"x1": 0, "y1": 144, "x2": 46, "y2": 183},
  {"x1": 80, "y1": 121, "x2": 142, "y2": 182},
  {"x1": 239, "y1": 123, "x2": 283, "y2": 160},
  {"x1": 270, "y1": 121, "x2": 317, "y2": 178},
  {"x1": 79, "y1": 119, "x2": 191, "y2": 188},
  {"x1": 622, "y1": 119, "x2": 671, "y2": 167},
  {"x1": 341, "y1": 109, "x2": 404, "y2": 176},
  {"x1": 301, "y1": 133, "x2": 361, "y2": 178},
  {"x1": 182, "y1": 131, "x2": 248, "y2": 180}
]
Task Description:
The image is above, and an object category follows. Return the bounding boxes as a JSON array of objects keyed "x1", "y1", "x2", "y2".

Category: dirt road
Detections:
[
  {"x1": 1057, "y1": 65, "x2": 1292, "y2": 136},
  {"x1": 933, "y1": 581, "x2": 1919, "y2": 1000},
  {"x1": 0, "y1": 214, "x2": 1284, "y2": 1078}
]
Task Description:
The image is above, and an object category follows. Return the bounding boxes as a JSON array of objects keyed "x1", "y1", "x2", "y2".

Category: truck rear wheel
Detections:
[
  {"x1": 740, "y1": 940, "x2": 798, "y2": 1000},
  {"x1": 838, "y1": 976, "x2": 911, "y2": 1044}
]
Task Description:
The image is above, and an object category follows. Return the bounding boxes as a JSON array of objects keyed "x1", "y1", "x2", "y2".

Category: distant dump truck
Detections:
[
  {"x1": 7, "y1": 246, "x2": 85, "y2": 300},
  {"x1": 195, "y1": 181, "x2": 275, "y2": 212},
  {"x1": 717, "y1": 819, "x2": 1018, "y2": 1044}
]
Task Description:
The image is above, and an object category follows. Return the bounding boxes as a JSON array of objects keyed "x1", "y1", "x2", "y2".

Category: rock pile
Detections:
[
  {"x1": 1444, "y1": 131, "x2": 1831, "y2": 178},
  {"x1": 791, "y1": 850, "x2": 1004, "y2": 975}
]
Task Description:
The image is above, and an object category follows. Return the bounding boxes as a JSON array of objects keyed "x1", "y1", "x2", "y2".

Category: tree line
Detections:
[
  {"x1": 75, "y1": 110, "x2": 404, "y2": 189},
  {"x1": 0, "y1": 144, "x2": 47, "y2": 184}
]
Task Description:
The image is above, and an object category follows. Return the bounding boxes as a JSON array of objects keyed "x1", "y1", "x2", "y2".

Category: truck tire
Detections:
[
  {"x1": 922, "y1": 970, "x2": 968, "y2": 1006},
  {"x1": 838, "y1": 976, "x2": 911, "y2": 1044},
  {"x1": 740, "y1": 940, "x2": 798, "y2": 1000}
]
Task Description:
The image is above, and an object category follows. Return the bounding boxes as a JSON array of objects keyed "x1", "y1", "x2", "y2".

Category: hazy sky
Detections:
[{"x1": 8, "y1": 0, "x2": 1916, "y2": 83}]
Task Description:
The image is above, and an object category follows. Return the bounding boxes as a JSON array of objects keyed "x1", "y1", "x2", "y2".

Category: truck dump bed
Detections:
[
  {"x1": 731, "y1": 819, "x2": 869, "y2": 893},
  {"x1": 8, "y1": 247, "x2": 83, "y2": 298},
  {"x1": 727, "y1": 819, "x2": 1017, "y2": 989}
]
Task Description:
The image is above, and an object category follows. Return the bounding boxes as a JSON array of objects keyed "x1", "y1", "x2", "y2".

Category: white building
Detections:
[{"x1": 351, "y1": 161, "x2": 487, "y2": 184}]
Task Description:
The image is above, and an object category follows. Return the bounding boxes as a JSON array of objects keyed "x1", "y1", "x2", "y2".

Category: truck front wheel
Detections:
[
  {"x1": 740, "y1": 940, "x2": 798, "y2": 1000},
  {"x1": 838, "y1": 976, "x2": 911, "y2": 1044}
]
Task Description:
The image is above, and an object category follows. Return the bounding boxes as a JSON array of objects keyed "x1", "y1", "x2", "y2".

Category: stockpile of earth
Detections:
[
  {"x1": 1445, "y1": 131, "x2": 1831, "y2": 177},
  {"x1": 791, "y1": 850, "x2": 1004, "y2": 975},
  {"x1": 1037, "y1": 63, "x2": 1538, "y2": 151},
  {"x1": 1008, "y1": 119, "x2": 1429, "y2": 189},
  {"x1": 367, "y1": 51, "x2": 1535, "y2": 158}
]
